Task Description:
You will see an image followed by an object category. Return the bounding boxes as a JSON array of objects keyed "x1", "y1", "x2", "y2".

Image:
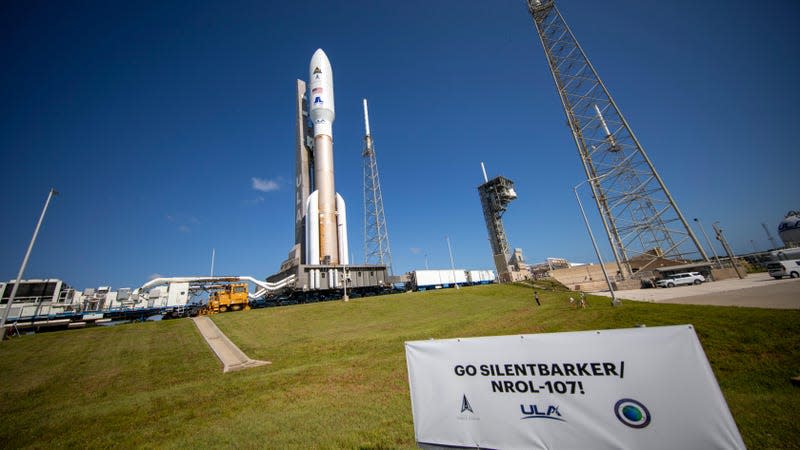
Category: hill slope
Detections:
[{"x1": 1, "y1": 284, "x2": 798, "y2": 448}]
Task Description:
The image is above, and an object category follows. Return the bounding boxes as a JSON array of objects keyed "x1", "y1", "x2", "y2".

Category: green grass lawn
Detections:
[{"x1": 1, "y1": 284, "x2": 798, "y2": 448}]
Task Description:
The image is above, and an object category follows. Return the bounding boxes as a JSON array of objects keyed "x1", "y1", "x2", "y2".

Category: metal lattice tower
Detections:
[
  {"x1": 362, "y1": 99, "x2": 393, "y2": 274},
  {"x1": 761, "y1": 222, "x2": 779, "y2": 250},
  {"x1": 527, "y1": 0, "x2": 708, "y2": 277}
]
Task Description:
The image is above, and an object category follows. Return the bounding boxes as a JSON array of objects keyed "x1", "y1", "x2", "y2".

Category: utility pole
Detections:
[
  {"x1": 446, "y1": 236, "x2": 460, "y2": 290},
  {"x1": 694, "y1": 218, "x2": 721, "y2": 268},
  {"x1": 574, "y1": 179, "x2": 619, "y2": 306},
  {"x1": 712, "y1": 222, "x2": 745, "y2": 279},
  {"x1": 1, "y1": 188, "x2": 58, "y2": 340}
]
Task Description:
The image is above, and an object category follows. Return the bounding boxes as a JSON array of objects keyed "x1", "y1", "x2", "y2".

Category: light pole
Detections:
[
  {"x1": 693, "y1": 218, "x2": 721, "y2": 268},
  {"x1": 341, "y1": 265, "x2": 349, "y2": 302},
  {"x1": 1, "y1": 188, "x2": 58, "y2": 340},
  {"x1": 338, "y1": 222, "x2": 349, "y2": 301},
  {"x1": 210, "y1": 248, "x2": 216, "y2": 277},
  {"x1": 573, "y1": 179, "x2": 619, "y2": 306},
  {"x1": 712, "y1": 222, "x2": 745, "y2": 279},
  {"x1": 446, "y1": 235, "x2": 460, "y2": 290}
]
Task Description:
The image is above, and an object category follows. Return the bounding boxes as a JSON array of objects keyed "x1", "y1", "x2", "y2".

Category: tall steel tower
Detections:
[
  {"x1": 362, "y1": 99, "x2": 393, "y2": 274},
  {"x1": 526, "y1": 0, "x2": 708, "y2": 278}
]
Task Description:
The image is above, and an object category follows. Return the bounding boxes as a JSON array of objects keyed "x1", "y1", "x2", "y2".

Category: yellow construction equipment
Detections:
[{"x1": 202, "y1": 283, "x2": 250, "y2": 314}]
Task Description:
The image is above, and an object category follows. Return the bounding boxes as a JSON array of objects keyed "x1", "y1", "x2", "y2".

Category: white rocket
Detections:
[{"x1": 305, "y1": 49, "x2": 348, "y2": 265}]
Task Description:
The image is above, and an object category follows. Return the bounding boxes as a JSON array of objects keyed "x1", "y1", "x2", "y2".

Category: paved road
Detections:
[
  {"x1": 192, "y1": 316, "x2": 270, "y2": 373},
  {"x1": 595, "y1": 273, "x2": 800, "y2": 309}
]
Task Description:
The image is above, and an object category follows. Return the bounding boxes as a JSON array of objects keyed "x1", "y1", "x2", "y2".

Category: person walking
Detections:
[{"x1": 534, "y1": 291, "x2": 541, "y2": 306}]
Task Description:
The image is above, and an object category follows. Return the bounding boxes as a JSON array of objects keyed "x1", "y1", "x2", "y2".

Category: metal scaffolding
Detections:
[
  {"x1": 526, "y1": 0, "x2": 708, "y2": 278},
  {"x1": 362, "y1": 99, "x2": 393, "y2": 274}
]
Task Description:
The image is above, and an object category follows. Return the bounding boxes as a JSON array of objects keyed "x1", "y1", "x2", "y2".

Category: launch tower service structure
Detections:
[{"x1": 477, "y1": 163, "x2": 530, "y2": 282}]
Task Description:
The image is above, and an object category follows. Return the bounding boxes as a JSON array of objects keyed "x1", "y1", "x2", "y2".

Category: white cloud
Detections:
[
  {"x1": 410, "y1": 247, "x2": 422, "y2": 255},
  {"x1": 252, "y1": 177, "x2": 279, "y2": 192},
  {"x1": 178, "y1": 225, "x2": 191, "y2": 233}
]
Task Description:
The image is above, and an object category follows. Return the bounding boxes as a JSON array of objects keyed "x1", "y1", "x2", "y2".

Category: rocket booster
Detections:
[{"x1": 306, "y1": 49, "x2": 346, "y2": 265}]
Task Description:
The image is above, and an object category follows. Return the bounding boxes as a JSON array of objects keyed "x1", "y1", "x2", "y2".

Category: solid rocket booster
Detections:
[{"x1": 307, "y1": 48, "x2": 344, "y2": 265}]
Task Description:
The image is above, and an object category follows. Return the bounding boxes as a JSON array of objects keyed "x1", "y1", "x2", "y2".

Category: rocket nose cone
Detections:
[
  {"x1": 311, "y1": 48, "x2": 329, "y2": 65},
  {"x1": 309, "y1": 48, "x2": 333, "y2": 83}
]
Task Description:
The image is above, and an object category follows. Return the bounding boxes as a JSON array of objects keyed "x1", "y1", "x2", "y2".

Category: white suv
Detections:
[{"x1": 656, "y1": 272, "x2": 705, "y2": 288}]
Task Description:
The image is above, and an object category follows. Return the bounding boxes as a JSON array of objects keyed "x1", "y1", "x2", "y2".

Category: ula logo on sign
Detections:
[{"x1": 520, "y1": 404, "x2": 565, "y2": 422}]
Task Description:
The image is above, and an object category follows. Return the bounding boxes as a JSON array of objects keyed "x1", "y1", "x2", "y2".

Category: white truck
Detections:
[{"x1": 766, "y1": 260, "x2": 800, "y2": 279}]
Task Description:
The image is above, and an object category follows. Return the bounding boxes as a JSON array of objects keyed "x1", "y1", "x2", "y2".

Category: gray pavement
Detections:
[
  {"x1": 595, "y1": 273, "x2": 800, "y2": 309},
  {"x1": 192, "y1": 316, "x2": 270, "y2": 373}
]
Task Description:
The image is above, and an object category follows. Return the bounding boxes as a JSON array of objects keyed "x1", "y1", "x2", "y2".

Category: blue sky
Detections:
[{"x1": 1, "y1": 0, "x2": 798, "y2": 289}]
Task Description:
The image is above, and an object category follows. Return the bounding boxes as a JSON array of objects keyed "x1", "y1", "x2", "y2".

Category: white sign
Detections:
[{"x1": 405, "y1": 325, "x2": 744, "y2": 449}]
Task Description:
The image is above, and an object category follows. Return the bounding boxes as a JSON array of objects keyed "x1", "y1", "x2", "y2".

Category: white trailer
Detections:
[
  {"x1": 467, "y1": 270, "x2": 496, "y2": 285},
  {"x1": 411, "y1": 269, "x2": 467, "y2": 291}
]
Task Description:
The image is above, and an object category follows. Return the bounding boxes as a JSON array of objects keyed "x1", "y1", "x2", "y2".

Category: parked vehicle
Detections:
[
  {"x1": 766, "y1": 260, "x2": 800, "y2": 279},
  {"x1": 656, "y1": 272, "x2": 705, "y2": 288},
  {"x1": 202, "y1": 283, "x2": 249, "y2": 314}
]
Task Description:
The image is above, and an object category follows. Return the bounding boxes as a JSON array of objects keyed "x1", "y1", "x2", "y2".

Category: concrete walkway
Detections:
[
  {"x1": 594, "y1": 273, "x2": 800, "y2": 309},
  {"x1": 192, "y1": 316, "x2": 270, "y2": 373}
]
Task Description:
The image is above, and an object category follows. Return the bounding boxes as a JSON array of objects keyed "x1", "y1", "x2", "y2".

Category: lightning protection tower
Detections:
[
  {"x1": 478, "y1": 163, "x2": 519, "y2": 283},
  {"x1": 761, "y1": 222, "x2": 779, "y2": 250},
  {"x1": 362, "y1": 99, "x2": 393, "y2": 274},
  {"x1": 526, "y1": 0, "x2": 708, "y2": 278}
]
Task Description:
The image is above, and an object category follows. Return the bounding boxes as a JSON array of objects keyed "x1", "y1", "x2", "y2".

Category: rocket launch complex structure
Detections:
[
  {"x1": 477, "y1": 163, "x2": 531, "y2": 282},
  {"x1": 269, "y1": 49, "x2": 390, "y2": 297},
  {"x1": 301, "y1": 48, "x2": 348, "y2": 267}
]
